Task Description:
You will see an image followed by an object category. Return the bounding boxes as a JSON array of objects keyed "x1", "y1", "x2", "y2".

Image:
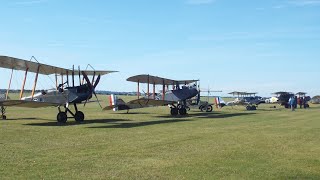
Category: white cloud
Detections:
[
  {"x1": 288, "y1": 0, "x2": 320, "y2": 6},
  {"x1": 13, "y1": 0, "x2": 47, "y2": 5},
  {"x1": 186, "y1": 0, "x2": 216, "y2": 5}
]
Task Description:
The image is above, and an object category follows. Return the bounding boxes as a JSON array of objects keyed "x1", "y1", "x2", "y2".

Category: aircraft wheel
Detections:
[
  {"x1": 75, "y1": 111, "x2": 85, "y2": 122},
  {"x1": 252, "y1": 106, "x2": 257, "y2": 110},
  {"x1": 2, "y1": 115, "x2": 6, "y2": 120},
  {"x1": 57, "y1": 112, "x2": 67, "y2": 123},
  {"x1": 206, "y1": 105, "x2": 213, "y2": 112},
  {"x1": 201, "y1": 106, "x2": 208, "y2": 112},
  {"x1": 170, "y1": 108, "x2": 178, "y2": 116},
  {"x1": 179, "y1": 108, "x2": 187, "y2": 115},
  {"x1": 246, "y1": 106, "x2": 250, "y2": 111}
]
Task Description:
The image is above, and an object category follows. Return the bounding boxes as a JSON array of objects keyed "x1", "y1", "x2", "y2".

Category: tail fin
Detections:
[
  {"x1": 215, "y1": 97, "x2": 226, "y2": 108},
  {"x1": 106, "y1": 94, "x2": 127, "y2": 111},
  {"x1": 108, "y1": 94, "x2": 119, "y2": 111}
]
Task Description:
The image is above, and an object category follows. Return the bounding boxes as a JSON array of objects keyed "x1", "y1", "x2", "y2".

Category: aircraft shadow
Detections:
[
  {"x1": 114, "y1": 112, "x2": 151, "y2": 115},
  {"x1": 193, "y1": 112, "x2": 256, "y2": 119},
  {"x1": 154, "y1": 112, "x2": 255, "y2": 119},
  {"x1": 3, "y1": 117, "x2": 38, "y2": 121},
  {"x1": 88, "y1": 119, "x2": 190, "y2": 129},
  {"x1": 24, "y1": 118, "x2": 131, "y2": 127}
]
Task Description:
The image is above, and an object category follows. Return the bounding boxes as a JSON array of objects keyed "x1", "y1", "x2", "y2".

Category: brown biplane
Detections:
[{"x1": 105, "y1": 74, "x2": 200, "y2": 115}]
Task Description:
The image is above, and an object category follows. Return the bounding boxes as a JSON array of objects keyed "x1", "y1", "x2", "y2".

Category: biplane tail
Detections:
[
  {"x1": 214, "y1": 97, "x2": 226, "y2": 108},
  {"x1": 104, "y1": 94, "x2": 128, "y2": 111}
]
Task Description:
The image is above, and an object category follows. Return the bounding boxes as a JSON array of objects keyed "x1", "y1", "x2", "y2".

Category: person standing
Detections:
[
  {"x1": 289, "y1": 96, "x2": 295, "y2": 111},
  {"x1": 299, "y1": 97, "x2": 303, "y2": 108}
]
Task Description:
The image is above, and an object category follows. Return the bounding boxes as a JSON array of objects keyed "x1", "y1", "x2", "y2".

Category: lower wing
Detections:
[{"x1": 0, "y1": 100, "x2": 61, "y2": 108}]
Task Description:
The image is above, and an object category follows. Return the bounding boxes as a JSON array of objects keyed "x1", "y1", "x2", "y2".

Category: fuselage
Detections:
[
  {"x1": 156, "y1": 85, "x2": 199, "y2": 102},
  {"x1": 21, "y1": 84, "x2": 92, "y2": 105}
]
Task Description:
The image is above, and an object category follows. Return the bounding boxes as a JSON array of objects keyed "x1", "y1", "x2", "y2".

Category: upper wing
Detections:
[
  {"x1": 0, "y1": 100, "x2": 60, "y2": 108},
  {"x1": 75, "y1": 70, "x2": 118, "y2": 76},
  {"x1": 0, "y1": 55, "x2": 69, "y2": 75},
  {"x1": 127, "y1": 74, "x2": 198, "y2": 85},
  {"x1": 0, "y1": 56, "x2": 117, "y2": 76}
]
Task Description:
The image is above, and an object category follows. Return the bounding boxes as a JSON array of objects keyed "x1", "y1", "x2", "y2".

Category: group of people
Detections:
[{"x1": 288, "y1": 96, "x2": 309, "y2": 111}]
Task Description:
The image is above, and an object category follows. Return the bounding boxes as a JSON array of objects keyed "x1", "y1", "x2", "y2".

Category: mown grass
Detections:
[{"x1": 0, "y1": 95, "x2": 320, "y2": 179}]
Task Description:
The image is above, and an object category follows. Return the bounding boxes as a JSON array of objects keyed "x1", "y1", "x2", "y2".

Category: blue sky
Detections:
[{"x1": 0, "y1": 0, "x2": 319, "y2": 96}]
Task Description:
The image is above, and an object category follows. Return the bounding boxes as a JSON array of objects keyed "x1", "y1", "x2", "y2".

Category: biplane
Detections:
[
  {"x1": 272, "y1": 91, "x2": 294, "y2": 108},
  {"x1": 0, "y1": 55, "x2": 117, "y2": 123},
  {"x1": 221, "y1": 91, "x2": 265, "y2": 110},
  {"x1": 104, "y1": 74, "x2": 199, "y2": 116}
]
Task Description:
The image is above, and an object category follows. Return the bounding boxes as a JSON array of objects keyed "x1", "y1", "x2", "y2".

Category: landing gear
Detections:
[
  {"x1": 246, "y1": 105, "x2": 257, "y2": 111},
  {"x1": 57, "y1": 112, "x2": 67, "y2": 123},
  {"x1": 170, "y1": 108, "x2": 178, "y2": 116},
  {"x1": 179, "y1": 108, "x2": 187, "y2": 115},
  {"x1": 57, "y1": 103, "x2": 85, "y2": 123},
  {"x1": 1, "y1": 106, "x2": 6, "y2": 120},
  {"x1": 200, "y1": 105, "x2": 213, "y2": 112},
  {"x1": 75, "y1": 111, "x2": 84, "y2": 122},
  {"x1": 170, "y1": 105, "x2": 187, "y2": 116}
]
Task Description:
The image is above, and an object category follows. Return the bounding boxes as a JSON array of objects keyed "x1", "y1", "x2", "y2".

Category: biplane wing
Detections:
[
  {"x1": 127, "y1": 98, "x2": 175, "y2": 106},
  {"x1": 0, "y1": 55, "x2": 117, "y2": 75},
  {"x1": 127, "y1": 74, "x2": 198, "y2": 85},
  {"x1": 0, "y1": 100, "x2": 60, "y2": 108},
  {"x1": 104, "y1": 95, "x2": 175, "y2": 111}
]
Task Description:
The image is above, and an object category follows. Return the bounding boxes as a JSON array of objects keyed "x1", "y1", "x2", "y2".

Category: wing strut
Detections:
[
  {"x1": 162, "y1": 79, "x2": 165, "y2": 101},
  {"x1": 55, "y1": 73, "x2": 58, "y2": 89},
  {"x1": 6, "y1": 68, "x2": 13, "y2": 100},
  {"x1": 20, "y1": 68, "x2": 28, "y2": 99},
  {"x1": 72, "y1": 65, "x2": 75, "y2": 87},
  {"x1": 78, "y1": 66, "x2": 81, "y2": 85},
  {"x1": 137, "y1": 80, "x2": 140, "y2": 99},
  {"x1": 147, "y1": 75, "x2": 150, "y2": 99},
  {"x1": 66, "y1": 70, "x2": 69, "y2": 87},
  {"x1": 153, "y1": 82, "x2": 155, "y2": 100},
  {"x1": 61, "y1": 73, "x2": 64, "y2": 89},
  {"x1": 31, "y1": 65, "x2": 40, "y2": 100}
]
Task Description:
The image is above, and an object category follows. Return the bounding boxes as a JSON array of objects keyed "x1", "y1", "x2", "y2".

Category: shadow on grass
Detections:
[
  {"x1": 3, "y1": 117, "x2": 37, "y2": 120},
  {"x1": 24, "y1": 118, "x2": 131, "y2": 127},
  {"x1": 154, "y1": 112, "x2": 256, "y2": 119},
  {"x1": 113, "y1": 112, "x2": 151, "y2": 115},
  {"x1": 88, "y1": 119, "x2": 190, "y2": 129}
]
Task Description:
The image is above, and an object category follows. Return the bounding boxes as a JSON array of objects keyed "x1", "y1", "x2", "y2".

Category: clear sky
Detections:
[{"x1": 0, "y1": 0, "x2": 319, "y2": 97}]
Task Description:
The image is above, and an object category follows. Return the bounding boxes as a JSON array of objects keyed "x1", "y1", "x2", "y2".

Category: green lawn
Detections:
[{"x1": 0, "y1": 95, "x2": 320, "y2": 179}]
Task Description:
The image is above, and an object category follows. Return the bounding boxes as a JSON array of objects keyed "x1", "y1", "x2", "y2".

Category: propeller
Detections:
[{"x1": 82, "y1": 71, "x2": 102, "y2": 109}]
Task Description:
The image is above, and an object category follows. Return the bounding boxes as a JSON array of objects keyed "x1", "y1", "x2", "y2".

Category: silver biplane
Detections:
[
  {"x1": 0, "y1": 55, "x2": 117, "y2": 123},
  {"x1": 219, "y1": 91, "x2": 265, "y2": 110}
]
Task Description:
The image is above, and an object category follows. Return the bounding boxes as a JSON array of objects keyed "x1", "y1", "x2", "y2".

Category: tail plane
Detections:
[
  {"x1": 104, "y1": 94, "x2": 130, "y2": 111},
  {"x1": 214, "y1": 97, "x2": 226, "y2": 108}
]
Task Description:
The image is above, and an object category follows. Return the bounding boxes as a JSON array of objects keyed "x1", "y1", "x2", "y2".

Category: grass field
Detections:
[{"x1": 1, "y1": 95, "x2": 320, "y2": 179}]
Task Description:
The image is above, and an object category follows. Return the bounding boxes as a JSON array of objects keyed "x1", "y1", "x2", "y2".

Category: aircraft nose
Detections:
[{"x1": 194, "y1": 89, "x2": 199, "y2": 96}]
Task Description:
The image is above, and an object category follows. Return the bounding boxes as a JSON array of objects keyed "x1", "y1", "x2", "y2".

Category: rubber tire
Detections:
[
  {"x1": 57, "y1": 112, "x2": 67, "y2": 123},
  {"x1": 206, "y1": 105, "x2": 213, "y2": 112},
  {"x1": 75, "y1": 111, "x2": 85, "y2": 122},
  {"x1": 179, "y1": 108, "x2": 187, "y2": 115},
  {"x1": 170, "y1": 108, "x2": 178, "y2": 116},
  {"x1": 2, "y1": 115, "x2": 6, "y2": 120},
  {"x1": 251, "y1": 106, "x2": 257, "y2": 110}
]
